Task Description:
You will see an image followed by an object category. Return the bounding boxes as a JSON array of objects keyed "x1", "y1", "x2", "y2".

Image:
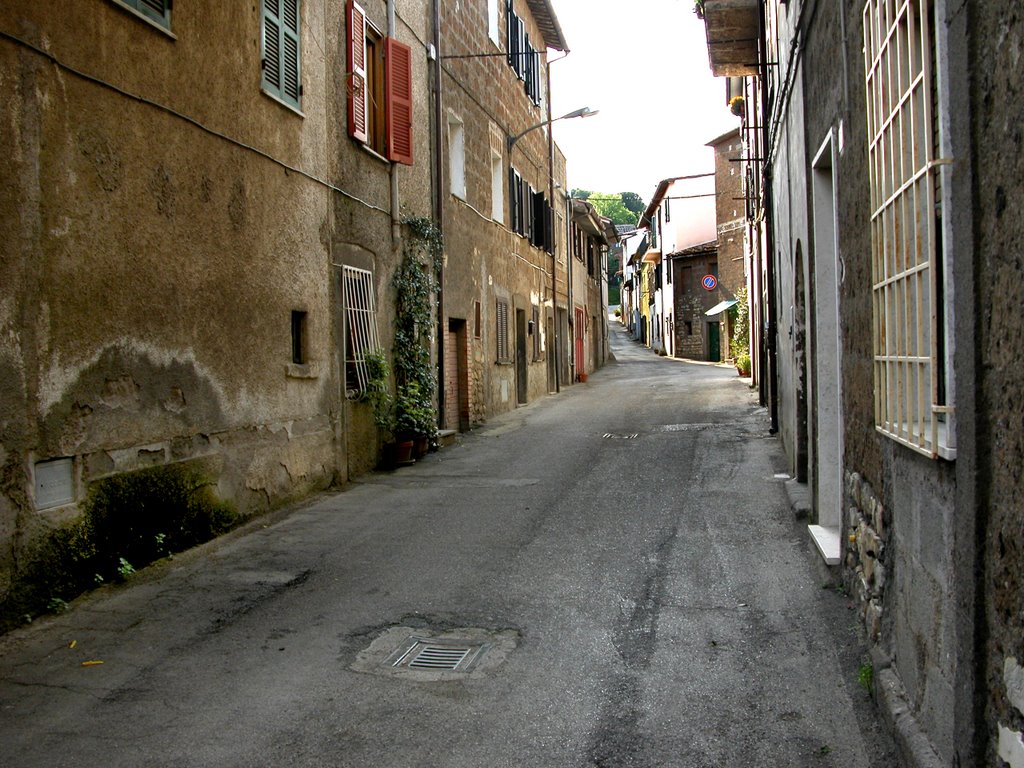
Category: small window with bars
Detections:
[
  {"x1": 495, "y1": 299, "x2": 511, "y2": 363},
  {"x1": 863, "y1": 0, "x2": 954, "y2": 459},
  {"x1": 343, "y1": 266, "x2": 381, "y2": 396}
]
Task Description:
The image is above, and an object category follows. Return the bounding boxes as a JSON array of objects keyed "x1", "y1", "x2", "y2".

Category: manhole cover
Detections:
[{"x1": 387, "y1": 637, "x2": 488, "y2": 672}]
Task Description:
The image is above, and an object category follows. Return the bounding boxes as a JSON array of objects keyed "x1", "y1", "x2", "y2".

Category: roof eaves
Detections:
[{"x1": 524, "y1": 0, "x2": 569, "y2": 51}]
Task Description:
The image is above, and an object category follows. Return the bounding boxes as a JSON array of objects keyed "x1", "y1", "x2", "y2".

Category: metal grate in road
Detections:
[
  {"x1": 603, "y1": 433, "x2": 639, "y2": 440},
  {"x1": 659, "y1": 423, "x2": 718, "y2": 432},
  {"x1": 388, "y1": 638, "x2": 486, "y2": 672}
]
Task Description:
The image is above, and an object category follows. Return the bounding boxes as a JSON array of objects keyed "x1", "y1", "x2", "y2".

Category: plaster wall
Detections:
[{"x1": 0, "y1": 0, "x2": 434, "y2": 598}]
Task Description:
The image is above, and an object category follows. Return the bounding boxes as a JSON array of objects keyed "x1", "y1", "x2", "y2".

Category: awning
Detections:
[{"x1": 705, "y1": 299, "x2": 739, "y2": 316}]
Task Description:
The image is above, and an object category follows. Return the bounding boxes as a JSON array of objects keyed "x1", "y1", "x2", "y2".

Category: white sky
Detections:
[{"x1": 546, "y1": 0, "x2": 738, "y2": 205}]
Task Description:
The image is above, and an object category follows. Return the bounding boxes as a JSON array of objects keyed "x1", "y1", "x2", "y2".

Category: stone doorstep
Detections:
[
  {"x1": 808, "y1": 524, "x2": 841, "y2": 566},
  {"x1": 437, "y1": 429, "x2": 459, "y2": 448}
]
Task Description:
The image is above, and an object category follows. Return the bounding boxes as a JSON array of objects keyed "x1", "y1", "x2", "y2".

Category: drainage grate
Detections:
[
  {"x1": 659, "y1": 423, "x2": 718, "y2": 433},
  {"x1": 603, "y1": 433, "x2": 639, "y2": 440},
  {"x1": 388, "y1": 637, "x2": 487, "y2": 672}
]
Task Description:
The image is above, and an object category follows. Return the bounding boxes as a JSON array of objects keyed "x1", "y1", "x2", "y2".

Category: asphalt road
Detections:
[{"x1": 0, "y1": 323, "x2": 897, "y2": 767}]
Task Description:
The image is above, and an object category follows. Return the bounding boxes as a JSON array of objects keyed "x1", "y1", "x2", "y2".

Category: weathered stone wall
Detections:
[
  {"x1": 971, "y1": 0, "x2": 1024, "y2": 764},
  {"x1": 439, "y1": 0, "x2": 567, "y2": 421}
]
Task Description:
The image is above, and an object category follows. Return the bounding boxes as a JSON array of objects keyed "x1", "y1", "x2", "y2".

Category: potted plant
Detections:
[
  {"x1": 729, "y1": 95, "x2": 745, "y2": 117},
  {"x1": 736, "y1": 353, "x2": 752, "y2": 377},
  {"x1": 394, "y1": 381, "x2": 437, "y2": 458},
  {"x1": 362, "y1": 350, "x2": 411, "y2": 467}
]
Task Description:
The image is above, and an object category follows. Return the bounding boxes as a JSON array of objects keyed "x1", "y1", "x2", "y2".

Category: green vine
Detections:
[
  {"x1": 729, "y1": 285, "x2": 750, "y2": 360},
  {"x1": 392, "y1": 217, "x2": 442, "y2": 438}
]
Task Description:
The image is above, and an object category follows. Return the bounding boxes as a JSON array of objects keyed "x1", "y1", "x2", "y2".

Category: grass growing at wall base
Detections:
[{"x1": 0, "y1": 461, "x2": 236, "y2": 634}]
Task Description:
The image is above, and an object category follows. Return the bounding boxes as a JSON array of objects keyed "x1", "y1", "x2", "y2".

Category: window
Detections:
[
  {"x1": 864, "y1": 0, "x2": 953, "y2": 458},
  {"x1": 531, "y1": 189, "x2": 552, "y2": 252},
  {"x1": 347, "y1": 0, "x2": 414, "y2": 164},
  {"x1": 532, "y1": 306, "x2": 542, "y2": 360},
  {"x1": 474, "y1": 301, "x2": 482, "y2": 338},
  {"x1": 262, "y1": 0, "x2": 302, "y2": 109},
  {"x1": 491, "y1": 151, "x2": 504, "y2": 221},
  {"x1": 449, "y1": 116, "x2": 466, "y2": 199},
  {"x1": 343, "y1": 266, "x2": 381, "y2": 395},
  {"x1": 510, "y1": 168, "x2": 524, "y2": 235},
  {"x1": 496, "y1": 299, "x2": 511, "y2": 363},
  {"x1": 488, "y1": 0, "x2": 501, "y2": 45},
  {"x1": 506, "y1": 2, "x2": 541, "y2": 104},
  {"x1": 291, "y1": 310, "x2": 308, "y2": 364},
  {"x1": 111, "y1": 0, "x2": 171, "y2": 30}
]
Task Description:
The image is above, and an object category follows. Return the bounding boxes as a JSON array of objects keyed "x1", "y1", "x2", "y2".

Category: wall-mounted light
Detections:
[{"x1": 507, "y1": 106, "x2": 599, "y2": 152}]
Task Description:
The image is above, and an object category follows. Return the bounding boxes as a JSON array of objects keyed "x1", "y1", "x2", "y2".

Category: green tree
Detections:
[
  {"x1": 620, "y1": 192, "x2": 645, "y2": 218},
  {"x1": 569, "y1": 190, "x2": 644, "y2": 226}
]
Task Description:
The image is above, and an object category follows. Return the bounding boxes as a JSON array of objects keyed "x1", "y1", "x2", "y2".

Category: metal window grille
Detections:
[
  {"x1": 863, "y1": 0, "x2": 952, "y2": 458},
  {"x1": 343, "y1": 266, "x2": 380, "y2": 395}
]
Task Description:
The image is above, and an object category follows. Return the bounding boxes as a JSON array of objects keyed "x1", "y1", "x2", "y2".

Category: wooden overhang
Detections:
[
  {"x1": 524, "y1": 0, "x2": 569, "y2": 51},
  {"x1": 703, "y1": 0, "x2": 761, "y2": 77}
]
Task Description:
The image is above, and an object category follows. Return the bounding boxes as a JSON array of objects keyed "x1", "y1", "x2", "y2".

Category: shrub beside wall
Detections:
[{"x1": 0, "y1": 460, "x2": 235, "y2": 633}]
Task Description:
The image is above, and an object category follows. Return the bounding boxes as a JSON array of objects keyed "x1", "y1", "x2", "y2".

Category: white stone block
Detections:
[{"x1": 999, "y1": 725, "x2": 1024, "y2": 768}]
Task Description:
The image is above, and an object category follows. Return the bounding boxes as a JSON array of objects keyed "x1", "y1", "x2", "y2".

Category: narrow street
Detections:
[{"x1": 0, "y1": 324, "x2": 896, "y2": 767}]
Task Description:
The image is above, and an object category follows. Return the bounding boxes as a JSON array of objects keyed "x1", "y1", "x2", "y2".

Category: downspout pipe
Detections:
[
  {"x1": 546, "y1": 56, "x2": 560, "y2": 392},
  {"x1": 431, "y1": 0, "x2": 446, "y2": 429},
  {"x1": 388, "y1": 0, "x2": 400, "y2": 244},
  {"x1": 760, "y1": 0, "x2": 779, "y2": 434}
]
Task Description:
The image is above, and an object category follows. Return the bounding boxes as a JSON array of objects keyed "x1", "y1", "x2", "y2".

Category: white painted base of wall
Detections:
[{"x1": 808, "y1": 524, "x2": 841, "y2": 565}]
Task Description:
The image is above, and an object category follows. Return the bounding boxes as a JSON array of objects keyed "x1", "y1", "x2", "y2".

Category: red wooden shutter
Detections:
[
  {"x1": 347, "y1": 0, "x2": 367, "y2": 142},
  {"x1": 385, "y1": 37, "x2": 414, "y2": 165}
]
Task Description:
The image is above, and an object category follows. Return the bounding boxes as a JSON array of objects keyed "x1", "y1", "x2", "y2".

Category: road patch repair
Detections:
[{"x1": 350, "y1": 626, "x2": 519, "y2": 682}]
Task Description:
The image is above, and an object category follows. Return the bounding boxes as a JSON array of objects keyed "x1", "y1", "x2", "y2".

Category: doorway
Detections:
[
  {"x1": 445, "y1": 318, "x2": 469, "y2": 431},
  {"x1": 574, "y1": 306, "x2": 586, "y2": 380},
  {"x1": 515, "y1": 308, "x2": 527, "y2": 405},
  {"x1": 707, "y1": 321, "x2": 721, "y2": 362},
  {"x1": 811, "y1": 134, "x2": 843, "y2": 532}
]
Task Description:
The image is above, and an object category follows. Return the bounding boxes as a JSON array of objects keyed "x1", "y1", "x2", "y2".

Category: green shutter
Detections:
[
  {"x1": 262, "y1": 0, "x2": 301, "y2": 108},
  {"x1": 118, "y1": 0, "x2": 171, "y2": 29}
]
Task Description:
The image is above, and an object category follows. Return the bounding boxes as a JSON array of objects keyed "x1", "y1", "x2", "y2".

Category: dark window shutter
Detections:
[
  {"x1": 510, "y1": 170, "x2": 522, "y2": 235},
  {"x1": 347, "y1": 0, "x2": 368, "y2": 141},
  {"x1": 136, "y1": 0, "x2": 171, "y2": 26},
  {"x1": 281, "y1": 0, "x2": 301, "y2": 104},
  {"x1": 544, "y1": 203, "x2": 554, "y2": 253},
  {"x1": 506, "y1": 3, "x2": 517, "y2": 69},
  {"x1": 263, "y1": 0, "x2": 301, "y2": 108},
  {"x1": 531, "y1": 191, "x2": 545, "y2": 247},
  {"x1": 385, "y1": 37, "x2": 414, "y2": 165},
  {"x1": 262, "y1": 0, "x2": 282, "y2": 96}
]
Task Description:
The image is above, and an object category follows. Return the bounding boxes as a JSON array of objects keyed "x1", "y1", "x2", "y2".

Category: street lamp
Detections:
[
  {"x1": 506, "y1": 105, "x2": 598, "y2": 395},
  {"x1": 507, "y1": 106, "x2": 599, "y2": 152}
]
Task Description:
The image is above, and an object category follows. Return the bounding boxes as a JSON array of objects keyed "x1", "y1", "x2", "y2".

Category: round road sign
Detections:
[{"x1": 702, "y1": 274, "x2": 718, "y2": 291}]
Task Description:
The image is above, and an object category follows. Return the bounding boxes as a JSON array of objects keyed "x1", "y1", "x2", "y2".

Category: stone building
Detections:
[
  {"x1": 700, "y1": 0, "x2": 1024, "y2": 765},
  {"x1": 669, "y1": 242, "x2": 720, "y2": 361},
  {"x1": 438, "y1": 0, "x2": 576, "y2": 421}
]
